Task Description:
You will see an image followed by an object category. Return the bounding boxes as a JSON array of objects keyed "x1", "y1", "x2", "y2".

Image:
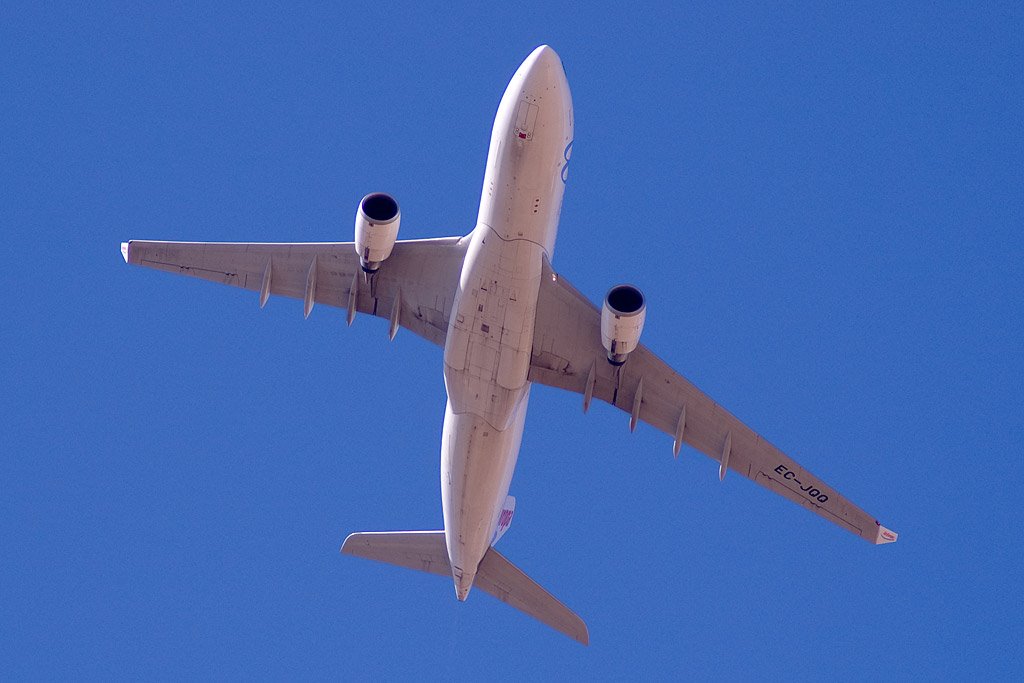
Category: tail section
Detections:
[
  {"x1": 491, "y1": 495, "x2": 516, "y2": 545},
  {"x1": 341, "y1": 531, "x2": 589, "y2": 645},
  {"x1": 475, "y1": 545, "x2": 589, "y2": 645},
  {"x1": 341, "y1": 531, "x2": 451, "y2": 577}
]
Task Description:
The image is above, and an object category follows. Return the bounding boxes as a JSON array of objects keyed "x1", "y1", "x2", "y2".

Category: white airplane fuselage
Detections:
[
  {"x1": 440, "y1": 46, "x2": 573, "y2": 600},
  {"x1": 121, "y1": 44, "x2": 896, "y2": 644}
]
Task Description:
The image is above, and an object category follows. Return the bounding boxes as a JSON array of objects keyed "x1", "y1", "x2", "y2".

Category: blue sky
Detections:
[{"x1": 2, "y1": 2, "x2": 1021, "y2": 679}]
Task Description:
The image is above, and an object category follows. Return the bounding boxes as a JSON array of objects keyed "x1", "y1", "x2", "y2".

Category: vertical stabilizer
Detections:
[{"x1": 491, "y1": 495, "x2": 516, "y2": 545}]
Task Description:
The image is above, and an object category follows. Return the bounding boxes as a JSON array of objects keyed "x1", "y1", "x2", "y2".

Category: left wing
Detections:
[
  {"x1": 528, "y1": 257, "x2": 897, "y2": 545},
  {"x1": 122, "y1": 237, "x2": 469, "y2": 346}
]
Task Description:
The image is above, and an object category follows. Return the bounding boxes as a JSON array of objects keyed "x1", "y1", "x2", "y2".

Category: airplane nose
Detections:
[
  {"x1": 528, "y1": 44, "x2": 561, "y2": 69},
  {"x1": 515, "y1": 45, "x2": 566, "y2": 94}
]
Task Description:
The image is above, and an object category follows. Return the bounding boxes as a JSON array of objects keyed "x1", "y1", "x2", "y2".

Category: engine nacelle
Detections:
[
  {"x1": 354, "y1": 192, "x2": 401, "y2": 272},
  {"x1": 601, "y1": 284, "x2": 646, "y2": 365}
]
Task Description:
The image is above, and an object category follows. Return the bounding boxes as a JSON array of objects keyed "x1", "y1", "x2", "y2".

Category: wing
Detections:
[
  {"x1": 121, "y1": 237, "x2": 469, "y2": 346},
  {"x1": 528, "y1": 257, "x2": 897, "y2": 545}
]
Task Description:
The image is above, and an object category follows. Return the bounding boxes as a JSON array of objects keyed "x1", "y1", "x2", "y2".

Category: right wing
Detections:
[
  {"x1": 122, "y1": 237, "x2": 469, "y2": 346},
  {"x1": 528, "y1": 257, "x2": 897, "y2": 545}
]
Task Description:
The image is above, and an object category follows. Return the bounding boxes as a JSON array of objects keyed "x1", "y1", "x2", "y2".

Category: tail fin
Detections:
[
  {"x1": 491, "y1": 495, "x2": 516, "y2": 545},
  {"x1": 341, "y1": 531, "x2": 589, "y2": 645}
]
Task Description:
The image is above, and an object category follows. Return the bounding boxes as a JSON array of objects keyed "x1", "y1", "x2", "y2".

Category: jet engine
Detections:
[
  {"x1": 601, "y1": 284, "x2": 646, "y2": 365},
  {"x1": 354, "y1": 192, "x2": 401, "y2": 272}
]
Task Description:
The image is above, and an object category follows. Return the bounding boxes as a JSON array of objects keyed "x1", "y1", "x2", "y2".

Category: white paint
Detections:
[{"x1": 440, "y1": 45, "x2": 573, "y2": 600}]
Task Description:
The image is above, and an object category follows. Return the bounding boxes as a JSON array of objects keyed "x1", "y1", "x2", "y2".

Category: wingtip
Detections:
[
  {"x1": 576, "y1": 621, "x2": 591, "y2": 646},
  {"x1": 120, "y1": 242, "x2": 129, "y2": 263},
  {"x1": 339, "y1": 532, "x2": 362, "y2": 555},
  {"x1": 875, "y1": 523, "x2": 898, "y2": 544}
]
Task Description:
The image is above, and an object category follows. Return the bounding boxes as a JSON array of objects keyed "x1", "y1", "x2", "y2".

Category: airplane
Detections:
[{"x1": 120, "y1": 45, "x2": 897, "y2": 645}]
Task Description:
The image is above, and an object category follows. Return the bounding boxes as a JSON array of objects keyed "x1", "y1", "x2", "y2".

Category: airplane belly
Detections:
[
  {"x1": 443, "y1": 39, "x2": 572, "y2": 425},
  {"x1": 443, "y1": 233, "x2": 543, "y2": 425},
  {"x1": 438, "y1": 44, "x2": 573, "y2": 599},
  {"x1": 440, "y1": 392, "x2": 528, "y2": 597},
  {"x1": 440, "y1": 232, "x2": 541, "y2": 594}
]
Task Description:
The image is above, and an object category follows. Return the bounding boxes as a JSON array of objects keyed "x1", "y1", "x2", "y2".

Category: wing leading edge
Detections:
[
  {"x1": 122, "y1": 237, "x2": 469, "y2": 346},
  {"x1": 528, "y1": 257, "x2": 897, "y2": 545}
]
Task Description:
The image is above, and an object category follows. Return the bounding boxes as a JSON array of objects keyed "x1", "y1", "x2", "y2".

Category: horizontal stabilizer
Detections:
[
  {"x1": 341, "y1": 531, "x2": 450, "y2": 577},
  {"x1": 341, "y1": 531, "x2": 589, "y2": 645},
  {"x1": 476, "y1": 545, "x2": 589, "y2": 645}
]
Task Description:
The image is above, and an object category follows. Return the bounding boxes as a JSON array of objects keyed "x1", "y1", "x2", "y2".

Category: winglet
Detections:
[
  {"x1": 875, "y1": 522, "x2": 898, "y2": 544},
  {"x1": 120, "y1": 242, "x2": 129, "y2": 263}
]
